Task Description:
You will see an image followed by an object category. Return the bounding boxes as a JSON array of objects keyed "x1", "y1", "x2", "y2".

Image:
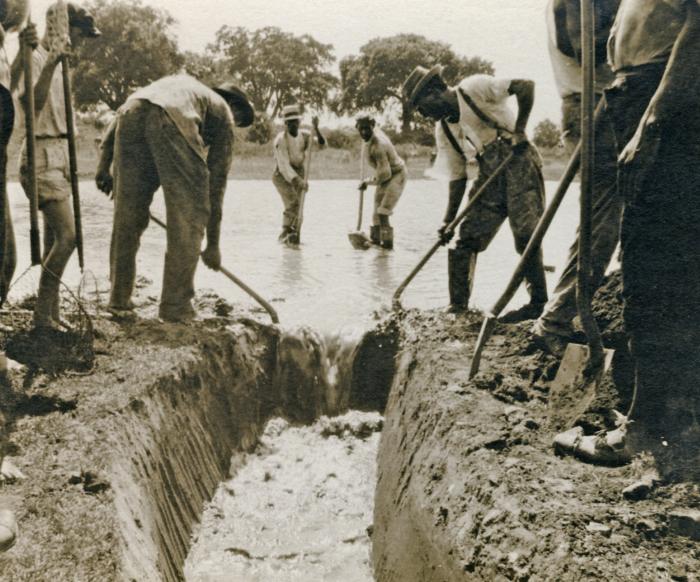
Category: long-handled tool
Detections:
[
  {"x1": 546, "y1": 0, "x2": 612, "y2": 425},
  {"x1": 23, "y1": 19, "x2": 41, "y2": 265},
  {"x1": 288, "y1": 130, "x2": 314, "y2": 245},
  {"x1": 468, "y1": 102, "x2": 604, "y2": 378},
  {"x1": 148, "y1": 213, "x2": 279, "y2": 324},
  {"x1": 348, "y1": 152, "x2": 371, "y2": 250},
  {"x1": 61, "y1": 55, "x2": 84, "y2": 271},
  {"x1": 392, "y1": 152, "x2": 515, "y2": 310}
]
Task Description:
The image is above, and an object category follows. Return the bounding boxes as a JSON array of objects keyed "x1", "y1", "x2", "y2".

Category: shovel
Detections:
[
  {"x1": 549, "y1": 0, "x2": 610, "y2": 417},
  {"x1": 148, "y1": 213, "x2": 279, "y2": 324},
  {"x1": 348, "y1": 155, "x2": 370, "y2": 249}
]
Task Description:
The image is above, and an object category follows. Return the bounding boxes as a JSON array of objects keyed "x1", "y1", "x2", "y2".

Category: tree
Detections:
[
  {"x1": 533, "y1": 119, "x2": 562, "y2": 149},
  {"x1": 182, "y1": 51, "x2": 224, "y2": 87},
  {"x1": 339, "y1": 34, "x2": 494, "y2": 133},
  {"x1": 72, "y1": 0, "x2": 183, "y2": 110},
  {"x1": 208, "y1": 26, "x2": 338, "y2": 118}
]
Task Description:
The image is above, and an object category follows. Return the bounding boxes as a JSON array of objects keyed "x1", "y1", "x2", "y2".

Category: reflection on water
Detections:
[{"x1": 7, "y1": 179, "x2": 604, "y2": 331}]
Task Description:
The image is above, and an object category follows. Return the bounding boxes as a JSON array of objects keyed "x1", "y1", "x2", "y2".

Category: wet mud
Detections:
[{"x1": 373, "y1": 296, "x2": 699, "y2": 582}]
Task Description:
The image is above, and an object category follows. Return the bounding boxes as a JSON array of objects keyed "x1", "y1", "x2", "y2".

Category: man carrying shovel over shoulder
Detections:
[
  {"x1": 403, "y1": 66, "x2": 547, "y2": 318},
  {"x1": 272, "y1": 104, "x2": 325, "y2": 245},
  {"x1": 94, "y1": 74, "x2": 254, "y2": 323},
  {"x1": 16, "y1": 2, "x2": 99, "y2": 331},
  {"x1": 355, "y1": 114, "x2": 406, "y2": 250}
]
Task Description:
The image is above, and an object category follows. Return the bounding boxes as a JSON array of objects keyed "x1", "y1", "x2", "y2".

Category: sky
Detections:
[{"x1": 23, "y1": 0, "x2": 561, "y2": 127}]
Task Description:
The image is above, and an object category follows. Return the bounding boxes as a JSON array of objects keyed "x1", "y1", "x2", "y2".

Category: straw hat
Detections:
[{"x1": 281, "y1": 104, "x2": 302, "y2": 122}]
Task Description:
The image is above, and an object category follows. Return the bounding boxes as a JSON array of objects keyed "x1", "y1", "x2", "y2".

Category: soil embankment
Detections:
[
  {"x1": 0, "y1": 301, "x2": 398, "y2": 581},
  {"x1": 373, "y1": 274, "x2": 699, "y2": 581}
]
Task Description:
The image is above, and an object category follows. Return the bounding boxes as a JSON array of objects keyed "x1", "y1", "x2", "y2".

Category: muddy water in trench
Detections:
[{"x1": 184, "y1": 412, "x2": 381, "y2": 582}]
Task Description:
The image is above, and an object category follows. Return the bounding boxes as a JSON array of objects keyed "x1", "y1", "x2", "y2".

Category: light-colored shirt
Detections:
[
  {"x1": 0, "y1": 48, "x2": 10, "y2": 90},
  {"x1": 608, "y1": 0, "x2": 698, "y2": 72},
  {"x1": 455, "y1": 75, "x2": 516, "y2": 153},
  {"x1": 273, "y1": 129, "x2": 310, "y2": 183},
  {"x1": 18, "y1": 45, "x2": 67, "y2": 137},
  {"x1": 128, "y1": 74, "x2": 234, "y2": 163},
  {"x1": 429, "y1": 75, "x2": 515, "y2": 182},
  {"x1": 362, "y1": 128, "x2": 405, "y2": 184},
  {"x1": 546, "y1": 0, "x2": 615, "y2": 96}
]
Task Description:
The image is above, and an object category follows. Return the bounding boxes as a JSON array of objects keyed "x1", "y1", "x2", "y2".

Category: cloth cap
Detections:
[
  {"x1": 213, "y1": 82, "x2": 255, "y2": 127},
  {"x1": 67, "y1": 3, "x2": 101, "y2": 37},
  {"x1": 402, "y1": 64, "x2": 444, "y2": 108},
  {"x1": 282, "y1": 104, "x2": 302, "y2": 122},
  {"x1": 0, "y1": 0, "x2": 29, "y2": 32}
]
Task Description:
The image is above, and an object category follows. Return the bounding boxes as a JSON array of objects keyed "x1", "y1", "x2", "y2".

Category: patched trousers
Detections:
[
  {"x1": 457, "y1": 139, "x2": 548, "y2": 305},
  {"x1": 372, "y1": 168, "x2": 406, "y2": 225},
  {"x1": 110, "y1": 100, "x2": 210, "y2": 320}
]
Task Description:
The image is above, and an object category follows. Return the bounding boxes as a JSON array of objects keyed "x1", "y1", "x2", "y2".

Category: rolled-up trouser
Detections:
[
  {"x1": 607, "y1": 65, "x2": 700, "y2": 437},
  {"x1": 372, "y1": 167, "x2": 407, "y2": 225},
  {"x1": 110, "y1": 100, "x2": 210, "y2": 320},
  {"x1": 456, "y1": 139, "x2": 548, "y2": 305},
  {"x1": 534, "y1": 97, "x2": 622, "y2": 337},
  {"x1": 19, "y1": 137, "x2": 71, "y2": 209},
  {"x1": 272, "y1": 168, "x2": 304, "y2": 228}
]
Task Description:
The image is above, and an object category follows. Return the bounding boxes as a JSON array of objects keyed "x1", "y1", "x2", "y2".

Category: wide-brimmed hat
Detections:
[
  {"x1": 281, "y1": 104, "x2": 302, "y2": 122},
  {"x1": 213, "y1": 82, "x2": 255, "y2": 127},
  {"x1": 402, "y1": 64, "x2": 444, "y2": 108}
]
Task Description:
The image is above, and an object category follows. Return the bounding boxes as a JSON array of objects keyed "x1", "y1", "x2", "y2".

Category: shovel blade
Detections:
[
  {"x1": 548, "y1": 343, "x2": 615, "y2": 430},
  {"x1": 348, "y1": 231, "x2": 371, "y2": 250}
]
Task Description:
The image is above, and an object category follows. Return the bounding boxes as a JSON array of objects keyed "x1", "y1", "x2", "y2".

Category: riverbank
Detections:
[{"x1": 6, "y1": 122, "x2": 569, "y2": 182}]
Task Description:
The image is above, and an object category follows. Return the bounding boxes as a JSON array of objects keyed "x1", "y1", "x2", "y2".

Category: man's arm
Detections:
[
  {"x1": 202, "y1": 122, "x2": 234, "y2": 270},
  {"x1": 95, "y1": 118, "x2": 117, "y2": 195},
  {"x1": 370, "y1": 147, "x2": 393, "y2": 185},
  {"x1": 620, "y1": 1, "x2": 700, "y2": 164},
  {"x1": 507, "y1": 79, "x2": 535, "y2": 139},
  {"x1": 311, "y1": 116, "x2": 326, "y2": 148}
]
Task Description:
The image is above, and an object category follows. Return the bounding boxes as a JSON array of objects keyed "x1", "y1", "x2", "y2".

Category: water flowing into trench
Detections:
[{"x1": 184, "y1": 321, "x2": 398, "y2": 581}]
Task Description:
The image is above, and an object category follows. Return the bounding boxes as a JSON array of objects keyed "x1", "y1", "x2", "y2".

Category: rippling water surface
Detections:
[{"x1": 7, "y1": 179, "x2": 605, "y2": 331}]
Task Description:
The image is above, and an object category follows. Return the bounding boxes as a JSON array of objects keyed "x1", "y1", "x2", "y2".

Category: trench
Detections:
[{"x1": 112, "y1": 318, "x2": 399, "y2": 582}]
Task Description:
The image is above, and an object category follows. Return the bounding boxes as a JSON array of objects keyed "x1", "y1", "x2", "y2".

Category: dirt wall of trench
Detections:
[
  {"x1": 372, "y1": 305, "x2": 699, "y2": 582},
  {"x1": 0, "y1": 307, "x2": 400, "y2": 582}
]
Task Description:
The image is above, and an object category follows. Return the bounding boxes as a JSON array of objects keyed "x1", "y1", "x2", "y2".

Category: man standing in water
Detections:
[
  {"x1": 402, "y1": 66, "x2": 547, "y2": 318},
  {"x1": 17, "y1": 2, "x2": 100, "y2": 331},
  {"x1": 272, "y1": 104, "x2": 326, "y2": 245},
  {"x1": 355, "y1": 114, "x2": 406, "y2": 250},
  {"x1": 94, "y1": 74, "x2": 254, "y2": 322},
  {"x1": 531, "y1": 0, "x2": 621, "y2": 355}
]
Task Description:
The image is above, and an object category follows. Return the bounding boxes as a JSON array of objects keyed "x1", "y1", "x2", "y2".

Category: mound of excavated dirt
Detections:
[{"x1": 373, "y1": 307, "x2": 699, "y2": 582}]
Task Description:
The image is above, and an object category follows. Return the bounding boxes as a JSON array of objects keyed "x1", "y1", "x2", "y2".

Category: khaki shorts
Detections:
[{"x1": 19, "y1": 138, "x2": 71, "y2": 209}]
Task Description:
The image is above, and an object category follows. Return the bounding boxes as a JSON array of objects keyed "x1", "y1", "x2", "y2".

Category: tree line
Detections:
[{"x1": 72, "y1": 0, "x2": 562, "y2": 148}]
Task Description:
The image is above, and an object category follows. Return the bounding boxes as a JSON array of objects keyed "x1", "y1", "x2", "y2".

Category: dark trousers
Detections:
[{"x1": 607, "y1": 66, "x2": 700, "y2": 436}]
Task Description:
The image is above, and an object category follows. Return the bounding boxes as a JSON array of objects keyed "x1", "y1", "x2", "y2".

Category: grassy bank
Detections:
[{"x1": 6, "y1": 121, "x2": 569, "y2": 183}]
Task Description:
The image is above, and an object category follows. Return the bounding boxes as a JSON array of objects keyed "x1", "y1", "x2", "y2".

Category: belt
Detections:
[{"x1": 35, "y1": 135, "x2": 68, "y2": 140}]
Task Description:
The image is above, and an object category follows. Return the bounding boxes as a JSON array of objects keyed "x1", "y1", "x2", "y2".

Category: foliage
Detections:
[
  {"x1": 208, "y1": 26, "x2": 338, "y2": 118},
  {"x1": 338, "y1": 34, "x2": 493, "y2": 132},
  {"x1": 182, "y1": 51, "x2": 224, "y2": 87},
  {"x1": 72, "y1": 0, "x2": 183, "y2": 110},
  {"x1": 324, "y1": 127, "x2": 359, "y2": 150},
  {"x1": 245, "y1": 113, "x2": 273, "y2": 144},
  {"x1": 533, "y1": 118, "x2": 563, "y2": 149}
]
